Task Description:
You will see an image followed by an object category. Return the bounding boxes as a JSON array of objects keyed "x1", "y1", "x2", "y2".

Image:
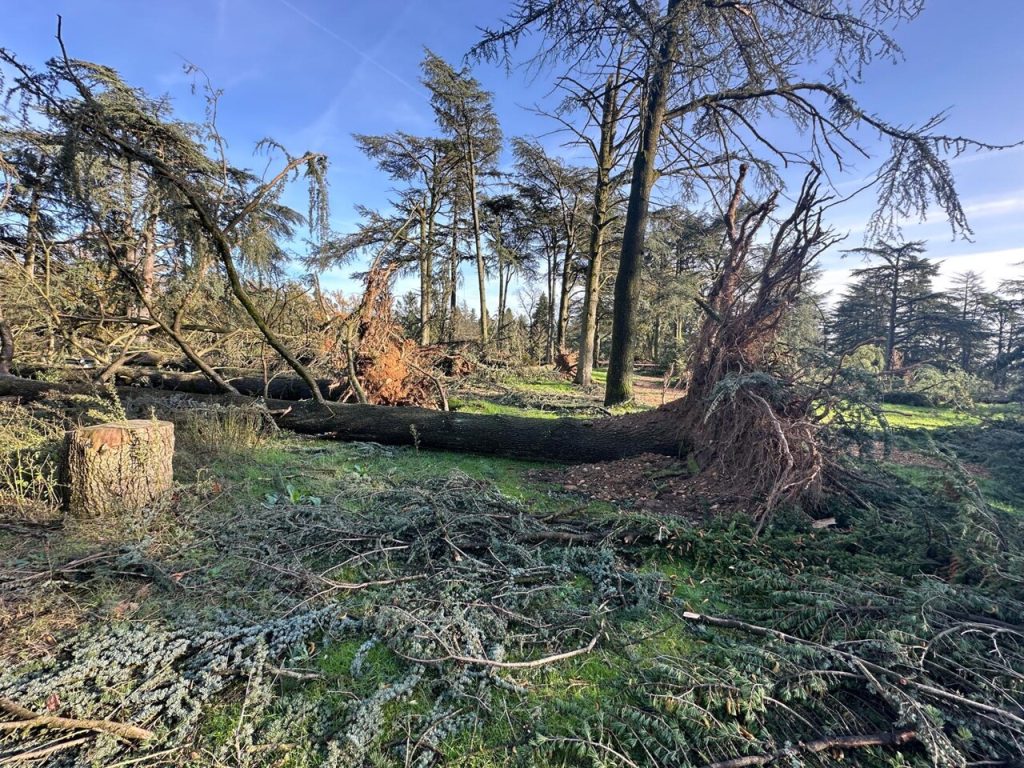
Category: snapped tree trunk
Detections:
[{"x1": 62, "y1": 419, "x2": 174, "y2": 516}]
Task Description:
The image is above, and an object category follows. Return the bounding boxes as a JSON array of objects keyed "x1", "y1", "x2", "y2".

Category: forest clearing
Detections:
[{"x1": 2, "y1": 1, "x2": 1024, "y2": 766}]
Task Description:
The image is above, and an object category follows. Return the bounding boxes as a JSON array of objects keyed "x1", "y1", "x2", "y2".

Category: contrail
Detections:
[{"x1": 277, "y1": 0, "x2": 421, "y2": 95}]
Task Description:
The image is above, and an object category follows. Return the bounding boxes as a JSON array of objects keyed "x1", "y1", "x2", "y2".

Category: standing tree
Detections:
[
  {"x1": 481, "y1": 192, "x2": 534, "y2": 350},
  {"x1": 993, "y1": 272, "x2": 1024, "y2": 383},
  {"x1": 421, "y1": 51, "x2": 502, "y2": 346},
  {"x1": 843, "y1": 241, "x2": 942, "y2": 373},
  {"x1": 353, "y1": 132, "x2": 457, "y2": 345},
  {"x1": 531, "y1": 57, "x2": 637, "y2": 385},
  {"x1": 949, "y1": 270, "x2": 992, "y2": 373},
  {"x1": 511, "y1": 139, "x2": 590, "y2": 358},
  {"x1": 473, "y1": 0, "x2": 1007, "y2": 404}
]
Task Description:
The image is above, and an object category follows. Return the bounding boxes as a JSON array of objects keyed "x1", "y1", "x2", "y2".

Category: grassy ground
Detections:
[
  {"x1": 880, "y1": 401, "x2": 1019, "y2": 430},
  {"x1": 1, "y1": 386, "x2": 1022, "y2": 767},
  {"x1": 448, "y1": 367, "x2": 652, "y2": 417}
]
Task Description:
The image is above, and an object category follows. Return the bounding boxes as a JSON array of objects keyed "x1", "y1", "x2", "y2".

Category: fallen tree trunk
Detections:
[
  {"x1": 111, "y1": 367, "x2": 343, "y2": 402},
  {"x1": 0, "y1": 375, "x2": 688, "y2": 463}
]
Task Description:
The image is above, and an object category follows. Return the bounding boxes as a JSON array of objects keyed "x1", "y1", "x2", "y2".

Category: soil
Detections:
[
  {"x1": 533, "y1": 452, "x2": 749, "y2": 520},
  {"x1": 630, "y1": 374, "x2": 685, "y2": 408}
]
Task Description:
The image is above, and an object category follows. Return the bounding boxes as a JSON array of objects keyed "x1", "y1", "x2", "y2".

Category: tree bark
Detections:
[
  {"x1": 1, "y1": 376, "x2": 689, "y2": 464},
  {"x1": 62, "y1": 419, "x2": 174, "y2": 516},
  {"x1": 419, "y1": 206, "x2": 433, "y2": 347},
  {"x1": 0, "y1": 307, "x2": 13, "y2": 376},
  {"x1": 605, "y1": 1, "x2": 680, "y2": 406},
  {"x1": 576, "y1": 75, "x2": 618, "y2": 387},
  {"x1": 467, "y1": 141, "x2": 490, "y2": 346},
  {"x1": 547, "y1": 244, "x2": 557, "y2": 364},
  {"x1": 556, "y1": 229, "x2": 576, "y2": 353},
  {"x1": 445, "y1": 199, "x2": 460, "y2": 342},
  {"x1": 111, "y1": 367, "x2": 339, "y2": 400},
  {"x1": 24, "y1": 188, "x2": 40, "y2": 278}
]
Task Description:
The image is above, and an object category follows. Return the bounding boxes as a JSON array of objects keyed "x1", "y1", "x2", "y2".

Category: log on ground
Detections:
[
  {"x1": 112, "y1": 367, "x2": 343, "y2": 401},
  {"x1": 0, "y1": 375, "x2": 688, "y2": 463}
]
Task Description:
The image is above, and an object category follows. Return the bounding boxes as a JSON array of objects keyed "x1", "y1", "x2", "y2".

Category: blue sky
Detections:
[{"x1": 5, "y1": 1, "x2": 1024, "y2": 307}]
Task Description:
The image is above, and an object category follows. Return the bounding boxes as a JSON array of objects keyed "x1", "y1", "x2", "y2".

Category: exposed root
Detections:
[{"x1": 678, "y1": 165, "x2": 838, "y2": 522}]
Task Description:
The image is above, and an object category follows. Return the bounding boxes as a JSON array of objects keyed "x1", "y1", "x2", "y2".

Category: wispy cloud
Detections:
[
  {"x1": 816, "y1": 247, "x2": 1024, "y2": 305},
  {"x1": 949, "y1": 143, "x2": 1024, "y2": 167},
  {"x1": 930, "y1": 247, "x2": 1024, "y2": 290},
  {"x1": 217, "y1": 0, "x2": 229, "y2": 42},
  {"x1": 276, "y1": 0, "x2": 420, "y2": 96},
  {"x1": 824, "y1": 188, "x2": 1024, "y2": 242},
  {"x1": 962, "y1": 193, "x2": 1024, "y2": 218}
]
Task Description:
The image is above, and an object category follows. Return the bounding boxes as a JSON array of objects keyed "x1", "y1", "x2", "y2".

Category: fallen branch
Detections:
[
  {"x1": 701, "y1": 729, "x2": 918, "y2": 768},
  {"x1": 404, "y1": 630, "x2": 601, "y2": 670},
  {"x1": 0, "y1": 736, "x2": 91, "y2": 765},
  {"x1": 0, "y1": 697, "x2": 155, "y2": 742},
  {"x1": 677, "y1": 611, "x2": 1024, "y2": 728}
]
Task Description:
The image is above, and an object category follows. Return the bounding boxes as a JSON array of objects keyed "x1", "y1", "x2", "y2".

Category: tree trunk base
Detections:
[{"x1": 62, "y1": 419, "x2": 174, "y2": 516}]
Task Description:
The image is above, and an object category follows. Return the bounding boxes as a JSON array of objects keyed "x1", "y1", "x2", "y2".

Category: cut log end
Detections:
[{"x1": 62, "y1": 420, "x2": 174, "y2": 516}]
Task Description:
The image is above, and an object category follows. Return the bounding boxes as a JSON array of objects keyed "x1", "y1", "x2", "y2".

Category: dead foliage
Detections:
[
  {"x1": 553, "y1": 346, "x2": 578, "y2": 377},
  {"x1": 332, "y1": 262, "x2": 445, "y2": 408}
]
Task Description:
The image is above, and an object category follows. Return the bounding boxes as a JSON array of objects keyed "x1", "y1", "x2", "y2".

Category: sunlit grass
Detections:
[
  {"x1": 448, "y1": 396, "x2": 562, "y2": 419},
  {"x1": 880, "y1": 403, "x2": 979, "y2": 430}
]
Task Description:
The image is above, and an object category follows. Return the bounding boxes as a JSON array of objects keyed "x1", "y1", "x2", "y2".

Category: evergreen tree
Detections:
[
  {"x1": 474, "y1": 0, "x2": 1005, "y2": 404},
  {"x1": 840, "y1": 241, "x2": 942, "y2": 372},
  {"x1": 421, "y1": 51, "x2": 502, "y2": 346}
]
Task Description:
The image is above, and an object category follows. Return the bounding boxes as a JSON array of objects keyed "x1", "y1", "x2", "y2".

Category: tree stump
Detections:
[{"x1": 63, "y1": 420, "x2": 174, "y2": 516}]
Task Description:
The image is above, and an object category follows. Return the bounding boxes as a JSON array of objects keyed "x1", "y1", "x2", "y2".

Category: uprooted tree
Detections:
[
  {"x1": 677, "y1": 165, "x2": 840, "y2": 526},
  {"x1": 1, "y1": 158, "x2": 848, "y2": 515}
]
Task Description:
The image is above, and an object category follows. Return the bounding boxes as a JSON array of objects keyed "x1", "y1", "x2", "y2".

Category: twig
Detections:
[
  {"x1": 407, "y1": 361, "x2": 449, "y2": 411},
  {"x1": 0, "y1": 697, "x2": 154, "y2": 742},
  {"x1": 403, "y1": 629, "x2": 601, "y2": 669},
  {"x1": 676, "y1": 611, "x2": 1024, "y2": 728},
  {"x1": 0, "y1": 736, "x2": 90, "y2": 765},
  {"x1": 267, "y1": 666, "x2": 323, "y2": 681}
]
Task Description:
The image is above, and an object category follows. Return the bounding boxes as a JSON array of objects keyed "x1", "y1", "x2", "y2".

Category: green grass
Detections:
[
  {"x1": 880, "y1": 402, "x2": 1021, "y2": 430},
  {"x1": 880, "y1": 403, "x2": 978, "y2": 430},
  {"x1": 448, "y1": 396, "x2": 562, "y2": 419},
  {"x1": 201, "y1": 437, "x2": 618, "y2": 522}
]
